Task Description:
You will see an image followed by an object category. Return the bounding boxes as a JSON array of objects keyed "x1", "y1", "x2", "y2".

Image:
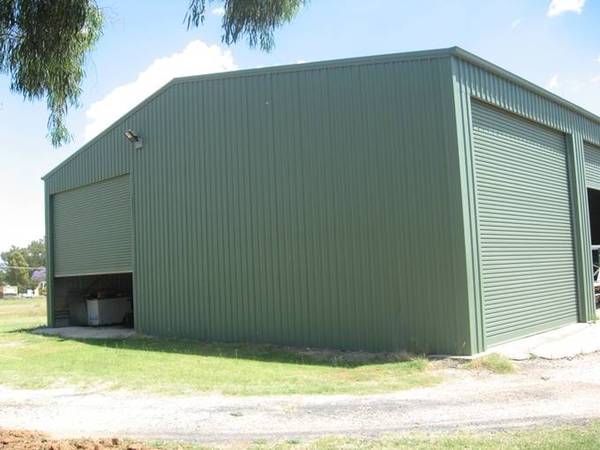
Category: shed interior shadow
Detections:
[{"x1": 53, "y1": 273, "x2": 133, "y2": 328}]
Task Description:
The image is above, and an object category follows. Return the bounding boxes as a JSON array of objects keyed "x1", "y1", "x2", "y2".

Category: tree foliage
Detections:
[
  {"x1": 20, "y1": 238, "x2": 45, "y2": 268},
  {"x1": 0, "y1": 0, "x2": 103, "y2": 146},
  {"x1": 0, "y1": 239, "x2": 46, "y2": 290},
  {"x1": 186, "y1": 0, "x2": 306, "y2": 51},
  {"x1": 3, "y1": 250, "x2": 30, "y2": 290},
  {"x1": 1, "y1": 239, "x2": 45, "y2": 268},
  {"x1": 1, "y1": 1, "x2": 303, "y2": 146}
]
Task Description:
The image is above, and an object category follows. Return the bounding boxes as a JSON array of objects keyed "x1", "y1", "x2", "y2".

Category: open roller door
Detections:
[{"x1": 52, "y1": 175, "x2": 134, "y2": 328}]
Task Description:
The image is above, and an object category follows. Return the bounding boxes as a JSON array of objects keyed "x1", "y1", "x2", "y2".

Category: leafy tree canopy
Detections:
[
  {"x1": 1, "y1": 238, "x2": 45, "y2": 268},
  {"x1": 0, "y1": 0, "x2": 103, "y2": 146},
  {"x1": 186, "y1": 0, "x2": 305, "y2": 51},
  {"x1": 3, "y1": 250, "x2": 31, "y2": 290},
  {"x1": 1, "y1": 0, "x2": 304, "y2": 146},
  {"x1": 0, "y1": 239, "x2": 46, "y2": 290}
]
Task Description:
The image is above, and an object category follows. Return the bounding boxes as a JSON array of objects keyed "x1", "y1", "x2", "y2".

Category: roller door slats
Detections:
[
  {"x1": 472, "y1": 101, "x2": 578, "y2": 346},
  {"x1": 585, "y1": 143, "x2": 600, "y2": 189},
  {"x1": 53, "y1": 175, "x2": 133, "y2": 277},
  {"x1": 486, "y1": 304, "x2": 579, "y2": 324},
  {"x1": 487, "y1": 316, "x2": 575, "y2": 338},
  {"x1": 474, "y1": 150, "x2": 568, "y2": 177},
  {"x1": 482, "y1": 271, "x2": 575, "y2": 284}
]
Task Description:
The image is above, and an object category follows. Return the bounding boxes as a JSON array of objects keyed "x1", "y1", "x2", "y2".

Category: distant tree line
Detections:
[{"x1": 0, "y1": 239, "x2": 46, "y2": 291}]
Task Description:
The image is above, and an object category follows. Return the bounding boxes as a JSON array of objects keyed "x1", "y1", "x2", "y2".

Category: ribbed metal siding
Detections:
[
  {"x1": 53, "y1": 175, "x2": 133, "y2": 277},
  {"x1": 584, "y1": 142, "x2": 600, "y2": 190},
  {"x1": 472, "y1": 101, "x2": 578, "y2": 345},
  {"x1": 45, "y1": 52, "x2": 472, "y2": 354},
  {"x1": 130, "y1": 56, "x2": 469, "y2": 353},
  {"x1": 453, "y1": 57, "x2": 600, "y2": 145},
  {"x1": 452, "y1": 55, "x2": 600, "y2": 352}
]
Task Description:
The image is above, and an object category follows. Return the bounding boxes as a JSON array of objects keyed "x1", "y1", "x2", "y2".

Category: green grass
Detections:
[
  {"x1": 0, "y1": 297, "x2": 47, "y2": 333},
  {"x1": 147, "y1": 421, "x2": 600, "y2": 449},
  {"x1": 464, "y1": 353, "x2": 515, "y2": 374},
  {"x1": 0, "y1": 298, "x2": 438, "y2": 395},
  {"x1": 145, "y1": 421, "x2": 600, "y2": 449}
]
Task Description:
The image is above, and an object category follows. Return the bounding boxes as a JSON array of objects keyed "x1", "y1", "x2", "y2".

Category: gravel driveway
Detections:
[{"x1": 1, "y1": 353, "x2": 600, "y2": 443}]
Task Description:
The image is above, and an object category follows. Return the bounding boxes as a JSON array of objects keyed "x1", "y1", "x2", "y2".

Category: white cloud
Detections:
[
  {"x1": 592, "y1": 75, "x2": 600, "y2": 83},
  {"x1": 547, "y1": 0, "x2": 585, "y2": 17},
  {"x1": 546, "y1": 74, "x2": 560, "y2": 90},
  {"x1": 211, "y1": 6, "x2": 225, "y2": 16},
  {"x1": 511, "y1": 18, "x2": 522, "y2": 29},
  {"x1": 84, "y1": 40, "x2": 236, "y2": 141},
  {"x1": 296, "y1": 59, "x2": 307, "y2": 64}
]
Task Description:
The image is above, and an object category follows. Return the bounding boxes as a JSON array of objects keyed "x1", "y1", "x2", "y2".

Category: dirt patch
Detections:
[{"x1": 0, "y1": 429, "x2": 154, "y2": 450}]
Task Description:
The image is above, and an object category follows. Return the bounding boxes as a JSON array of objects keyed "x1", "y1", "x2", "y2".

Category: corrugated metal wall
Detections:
[
  {"x1": 131, "y1": 55, "x2": 470, "y2": 353},
  {"x1": 45, "y1": 52, "x2": 472, "y2": 354},
  {"x1": 451, "y1": 50, "x2": 600, "y2": 352},
  {"x1": 45, "y1": 48, "x2": 600, "y2": 354}
]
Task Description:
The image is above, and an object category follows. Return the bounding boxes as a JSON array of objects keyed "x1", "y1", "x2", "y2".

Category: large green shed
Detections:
[{"x1": 44, "y1": 47, "x2": 600, "y2": 355}]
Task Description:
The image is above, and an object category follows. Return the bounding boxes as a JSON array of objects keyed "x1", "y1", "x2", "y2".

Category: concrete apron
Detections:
[
  {"x1": 483, "y1": 320, "x2": 600, "y2": 360},
  {"x1": 33, "y1": 326, "x2": 136, "y2": 340}
]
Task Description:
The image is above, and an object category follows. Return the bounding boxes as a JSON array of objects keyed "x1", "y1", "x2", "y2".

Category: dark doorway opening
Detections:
[
  {"x1": 587, "y1": 188, "x2": 600, "y2": 310},
  {"x1": 588, "y1": 189, "x2": 600, "y2": 245},
  {"x1": 53, "y1": 273, "x2": 133, "y2": 328}
]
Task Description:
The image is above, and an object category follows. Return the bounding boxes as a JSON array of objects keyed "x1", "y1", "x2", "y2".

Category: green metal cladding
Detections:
[
  {"x1": 44, "y1": 47, "x2": 600, "y2": 355},
  {"x1": 452, "y1": 48, "x2": 600, "y2": 352}
]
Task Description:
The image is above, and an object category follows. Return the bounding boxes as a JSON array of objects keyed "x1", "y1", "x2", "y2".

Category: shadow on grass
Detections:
[{"x1": 13, "y1": 326, "x2": 420, "y2": 369}]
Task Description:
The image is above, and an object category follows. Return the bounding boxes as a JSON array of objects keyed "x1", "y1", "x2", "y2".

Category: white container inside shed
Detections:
[{"x1": 87, "y1": 297, "x2": 132, "y2": 326}]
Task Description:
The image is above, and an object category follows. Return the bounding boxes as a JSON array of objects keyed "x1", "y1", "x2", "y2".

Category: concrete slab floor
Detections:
[
  {"x1": 487, "y1": 320, "x2": 600, "y2": 360},
  {"x1": 33, "y1": 326, "x2": 136, "y2": 340}
]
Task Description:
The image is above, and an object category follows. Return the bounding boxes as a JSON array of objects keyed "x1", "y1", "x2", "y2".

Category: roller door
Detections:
[
  {"x1": 53, "y1": 175, "x2": 133, "y2": 277},
  {"x1": 472, "y1": 101, "x2": 578, "y2": 346},
  {"x1": 584, "y1": 142, "x2": 600, "y2": 189}
]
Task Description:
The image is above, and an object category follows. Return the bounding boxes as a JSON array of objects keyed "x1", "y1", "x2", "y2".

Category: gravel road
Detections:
[{"x1": 1, "y1": 353, "x2": 600, "y2": 444}]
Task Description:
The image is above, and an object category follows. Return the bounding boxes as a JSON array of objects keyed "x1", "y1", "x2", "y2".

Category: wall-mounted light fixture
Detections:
[{"x1": 124, "y1": 129, "x2": 143, "y2": 150}]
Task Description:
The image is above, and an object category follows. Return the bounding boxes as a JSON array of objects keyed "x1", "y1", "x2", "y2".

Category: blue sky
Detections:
[{"x1": 0, "y1": 0, "x2": 598, "y2": 253}]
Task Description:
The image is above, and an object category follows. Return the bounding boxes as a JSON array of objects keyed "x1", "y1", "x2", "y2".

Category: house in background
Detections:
[{"x1": 43, "y1": 47, "x2": 600, "y2": 355}]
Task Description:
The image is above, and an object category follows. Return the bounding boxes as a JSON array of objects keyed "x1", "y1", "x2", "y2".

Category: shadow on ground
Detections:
[{"x1": 15, "y1": 326, "x2": 417, "y2": 368}]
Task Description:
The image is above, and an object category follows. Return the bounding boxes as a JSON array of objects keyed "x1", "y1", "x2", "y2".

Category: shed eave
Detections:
[
  {"x1": 170, "y1": 47, "x2": 455, "y2": 86},
  {"x1": 449, "y1": 46, "x2": 600, "y2": 126}
]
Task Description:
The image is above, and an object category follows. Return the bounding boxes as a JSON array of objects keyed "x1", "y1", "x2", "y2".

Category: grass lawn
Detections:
[
  {"x1": 463, "y1": 353, "x2": 516, "y2": 374},
  {"x1": 8, "y1": 422, "x2": 600, "y2": 450},
  {"x1": 142, "y1": 422, "x2": 600, "y2": 449},
  {"x1": 290, "y1": 424, "x2": 600, "y2": 449},
  {"x1": 0, "y1": 298, "x2": 439, "y2": 395},
  {"x1": 154, "y1": 422, "x2": 600, "y2": 449}
]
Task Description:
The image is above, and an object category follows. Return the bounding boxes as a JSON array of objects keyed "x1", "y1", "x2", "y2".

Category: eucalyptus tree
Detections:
[{"x1": 0, "y1": 0, "x2": 305, "y2": 146}]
